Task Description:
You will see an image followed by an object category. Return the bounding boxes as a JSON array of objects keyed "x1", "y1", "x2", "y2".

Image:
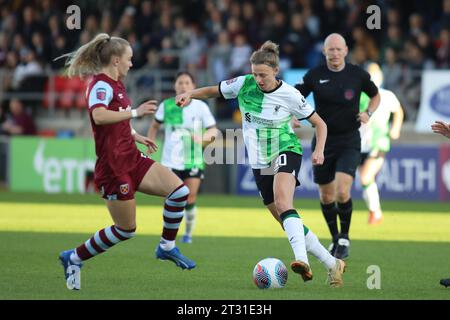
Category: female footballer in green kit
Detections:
[{"x1": 176, "y1": 41, "x2": 346, "y2": 287}]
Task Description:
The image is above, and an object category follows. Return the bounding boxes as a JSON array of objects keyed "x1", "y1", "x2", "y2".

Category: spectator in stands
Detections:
[
  {"x1": 137, "y1": 49, "x2": 160, "y2": 89},
  {"x1": 12, "y1": 48, "x2": 43, "y2": 90},
  {"x1": 302, "y1": 2, "x2": 320, "y2": 41},
  {"x1": 51, "y1": 35, "x2": 68, "y2": 69},
  {"x1": 349, "y1": 45, "x2": 369, "y2": 66},
  {"x1": 0, "y1": 31, "x2": 8, "y2": 67},
  {"x1": 416, "y1": 32, "x2": 436, "y2": 62},
  {"x1": 100, "y1": 12, "x2": 114, "y2": 35},
  {"x1": 209, "y1": 30, "x2": 232, "y2": 83},
  {"x1": 205, "y1": 8, "x2": 224, "y2": 42},
  {"x1": 160, "y1": 36, "x2": 179, "y2": 70},
  {"x1": 172, "y1": 17, "x2": 190, "y2": 50},
  {"x1": 318, "y1": 0, "x2": 344, "y2": 39},
  {"x1": 401, "y1": 42, "x2": 434, "y2": 120},
  {"x1": 136, "y1": 1, "x2": 156, "y2": 40},
  {"x1": 229, "y1": 33, "x2": 252, "y2": 77},
  {"x1": 381, "y1": 47, "x2": 403, "y2": 93},
  {"x1": 0, "y1": 51, "x2": 18, "y2": 94},
  {"x1": 436, "y1": 28, "x2": 450, "y2": 68},
  {"x1": 1, "y1": 98, "x2": 36, "y2": 136},
  {"x1": 351, "y1": 26, "x2": 379, "y2": 62},
  {"x1": 408, "y1": 13, "x2": 425, "y2": 39},
  {"x1": 31, "y1": 31, "x2": 50, "y2": 64},
  {"x1": 241, "y1": 2, "x2": 260, "y2": 46},
  {"x1": 433, "y1": 0, "x2": 450, "y2": 34},
  {"x1": 0, "y1": 103, "x2": 6, "y2": 135},
  {"x1": 282, "y1": 12, "x2": 313, "y2": 68},
  {"x1": 381, "y1": 25, "x2": 404, "y2": 59},
  {"x1": 22, "y1": 6, "x2": 44, "y2": 46}
]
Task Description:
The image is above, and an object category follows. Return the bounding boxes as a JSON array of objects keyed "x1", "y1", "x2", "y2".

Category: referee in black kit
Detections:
[{"x1": 296, "y1": 33, "x2": 380, "y2": 260}]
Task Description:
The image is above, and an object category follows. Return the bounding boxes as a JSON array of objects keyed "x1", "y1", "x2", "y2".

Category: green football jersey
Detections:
[
  {"x1": 220, "y1": 75, "x2": 314, "y2": 168},
  {"x1": 155, "y1": 97, "x2": 216, "y2": 170}
]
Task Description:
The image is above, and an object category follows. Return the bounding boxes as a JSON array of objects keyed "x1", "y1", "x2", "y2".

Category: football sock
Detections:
[
  {"x1": 363, "y1": 182, "x2": 382, "y2": 216},
  {"x1": 72, "y1": 225, "x2": 136, "y2": 263},
  {"x1": 280, "y1": 210, "x2": 308, "y2": 264},
  {"x1": 184, "y1": 203, "x2": 197, "y2": 237},
  {"x1": 305, "y1": 229, "x2": 336, "y2": 270},
  {"x1": 160, "y1": 184, "x2": 189, "y2": 251},
  {"x1": 320, "y1": 202, "x2": 339, "y2": 241},
  {"x1": 337, "y1": 199, "x2": 353, "y2": 238}
]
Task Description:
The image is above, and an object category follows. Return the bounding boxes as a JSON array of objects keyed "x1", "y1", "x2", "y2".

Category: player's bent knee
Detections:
[{"x1": 169, "y1": 184, "x2": 189, "y2": 199}]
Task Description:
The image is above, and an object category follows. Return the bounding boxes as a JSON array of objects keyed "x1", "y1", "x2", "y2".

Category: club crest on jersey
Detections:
[
  {"x1": 344, "y1": 89, "x2": 355, "y2": 100},
  {"x1": 120, "y1": 184, "x2": 129, "y2": 195},
  {"x1": 274, "y1": 105, "x2": 281, "y2": 114},
  {"x1": 96, "y1": 88, "x2": 107, "y2": 100},
  {"x1": 226, "y1": 77, "x2": 238, "y2": 85}
]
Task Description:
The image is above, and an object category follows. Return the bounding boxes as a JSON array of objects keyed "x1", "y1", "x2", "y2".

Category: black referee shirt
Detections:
[{"x1": 295, "y1": 63, "x2": 378, "y2": 136}]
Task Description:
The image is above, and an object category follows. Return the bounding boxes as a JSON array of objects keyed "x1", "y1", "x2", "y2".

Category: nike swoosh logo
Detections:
[{"x1": 319, "y1": 80, "x2": 330, "y2": 84}]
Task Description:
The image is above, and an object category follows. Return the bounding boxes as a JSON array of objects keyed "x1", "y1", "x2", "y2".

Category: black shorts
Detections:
[
  {"x1": 312, "y1": 132, "x2": 361, "y2": 185},
  {"x1": 252, "y1": 152, "x2": 302, "y2": 206},
  {"x1": 171, "y1": 168, "x2": 204, "y2": 180}
]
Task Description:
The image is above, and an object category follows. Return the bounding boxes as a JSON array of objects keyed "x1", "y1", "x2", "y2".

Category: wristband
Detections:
[
  {"x1": 131, "y1": 128, "x2": 137, "y2": 135},
  {"x1": 131, "y1": 109, "x2": 138, "y2": 118},
  {"x1": 366, "y1": 110, "x2": 373, "y2": 117}
]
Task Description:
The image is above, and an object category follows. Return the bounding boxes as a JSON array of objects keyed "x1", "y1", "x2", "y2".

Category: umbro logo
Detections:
[
  {"x1": 118, "y1": 93, "x2": 124, "y2": 99},
  {"x1": 319, "y1": 79, "x2": 330, "y2": 84}
]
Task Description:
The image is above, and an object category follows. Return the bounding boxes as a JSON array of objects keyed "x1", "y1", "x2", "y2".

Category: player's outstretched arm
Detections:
[
  {"x1": 176, "y1": 86, "x2": 220, "y2": 107},
  {"x1": 431, "y1": 120, "x2": 450, "y2": 139},
  {"x1": 307, "y1": 112, "x2": 327, "y2": 165},
  {"x1": 92, "y1": 100, "x2": 158, "y2": 125}
]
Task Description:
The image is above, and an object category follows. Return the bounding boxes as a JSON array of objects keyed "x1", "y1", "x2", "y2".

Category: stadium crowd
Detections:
[{"x1": 0, "y1": 0, "x2": 450, "y2": 125}]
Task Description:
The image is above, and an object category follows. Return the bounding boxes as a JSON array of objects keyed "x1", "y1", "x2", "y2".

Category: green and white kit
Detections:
[
  {"x1": 359, "y1": 88, "x2": 402, "y2": 154},
  {"x1": 219, "y1": 75, "x2": 314, "y2": 168},
  {"x1": 155, "y1": 98, "x2": 216, "y2": 170}
]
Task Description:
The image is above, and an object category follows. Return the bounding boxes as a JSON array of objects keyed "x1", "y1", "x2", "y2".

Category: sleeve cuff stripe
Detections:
[
  {"x1": 218, "y1": 82, "x2": 225, "y2": 99},
  {"x1": 298, "y1": 111, "x2": 315, "y2": 121}
]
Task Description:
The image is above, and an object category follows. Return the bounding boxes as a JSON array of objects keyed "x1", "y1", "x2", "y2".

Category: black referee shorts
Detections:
[
  {"x1": 312, "y1": 132, "x2": 361, "y2": 185},
  {"x1": 252, "y1": 151, "x2": 302, "y2": 206}
]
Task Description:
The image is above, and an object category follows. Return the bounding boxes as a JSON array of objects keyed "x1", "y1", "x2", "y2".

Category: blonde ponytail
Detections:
[{"x1": 55, "y1": 33, "x2": 129, "y2": 78}]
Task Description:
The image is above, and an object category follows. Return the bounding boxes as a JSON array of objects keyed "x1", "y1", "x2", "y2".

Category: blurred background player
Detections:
[
  {"x1": 176, "y1": 41, "x2": 346, "y2": 288},
  {"x1": 296, "y1": 33, "x2": 380, "y2": 260},
  {"x1": 57, "y1": 33, "x2": 195, "y2": 290},
  {"x1": 358, "y1": 62, "x2": 404, "y2": 225},
  {"x1": 147, "y1": 71, "x2": 218, "y2": 244}
]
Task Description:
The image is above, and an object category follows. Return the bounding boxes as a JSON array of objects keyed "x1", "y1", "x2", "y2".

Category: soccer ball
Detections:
[{"x1": 252, "y1": 258, "x2": 288, "y2": 289}]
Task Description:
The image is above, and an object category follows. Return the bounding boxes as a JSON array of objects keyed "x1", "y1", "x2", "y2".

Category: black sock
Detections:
[
  {"x1": 337, "y1": 199, "x2": 353, "y2": 238},
  {"x1": 320, "y1": 202, "x2": 339, "y2": 241}
]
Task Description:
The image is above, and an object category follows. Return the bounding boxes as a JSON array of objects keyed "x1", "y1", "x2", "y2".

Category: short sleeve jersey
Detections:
[
  {"x1": 359, "y1": 88, "x2": 401, "y2": 153},
  {"x1": 86, "y1": 73, "x2": 141, "y2": 177},
  {"x1": 154, "y1": 98, "x2": 216, "y2": 170},
  {"x1": 219, "y1": 75, "x2": 315, "y2": 168},
  {"x1": 296, "y1": 63, "x2": 378, "y2": 136}
]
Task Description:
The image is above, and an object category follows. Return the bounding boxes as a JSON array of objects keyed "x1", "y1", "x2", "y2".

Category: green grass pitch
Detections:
[{"x1": 0, "y1": 191, "x2": 449, "y2": 300}]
